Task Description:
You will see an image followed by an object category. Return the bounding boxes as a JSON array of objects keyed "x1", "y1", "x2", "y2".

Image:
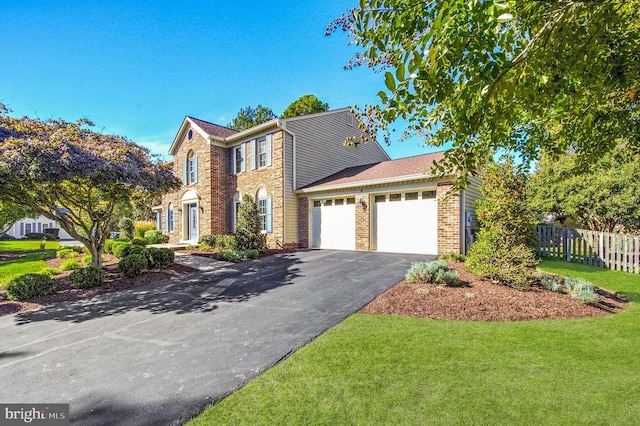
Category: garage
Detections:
[
  {"x1": 311, "y1": 197, "x2": 356, "y2": 250},
  {"x1": 373, "y1": 189, "x2": 438, "y2": 255}
]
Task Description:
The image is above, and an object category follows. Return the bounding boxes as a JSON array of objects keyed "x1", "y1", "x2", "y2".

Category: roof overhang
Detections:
[
  {"x1": 296, "y1": 173, "x2": 447, "y2": 194},
  {"x1": 225, "y1": 119, "x2": 281, "y2": 143}
]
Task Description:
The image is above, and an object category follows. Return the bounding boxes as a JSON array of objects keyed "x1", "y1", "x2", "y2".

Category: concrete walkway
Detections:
[{"x1": 0, "y1": 250, "x2": 432, "y2": 425}]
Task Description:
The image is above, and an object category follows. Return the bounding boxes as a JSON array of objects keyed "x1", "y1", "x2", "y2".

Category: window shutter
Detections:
[
  {"x1": 20, "y1": 222, "x2": 24, "y2": 236},
  {"x1": 250, "y1": 139, "x2": 256, "y2": 170},
  {"x1": 166, "y1": 208, "x2": 169, "y2": 232},
  {"x1": 193, "y1": 155, "x2": 198, "y2": 183},
  {"x1": 158, "y1": 212, "x2": 162, "y2": 231},
  {"x1": 182, "y1": 160, "x2": 188, "y2": 185},
  {"x1": 228, "y1": 147, "x2": 234, "y2": 175},
  {"x1": 241, "y1": 143, "x2": 246, "y2": 172},
  {"x1": 265, "y1": 134, "x2": 272, "y2": 167},
  {"x1": 266, "y1": 196, "x2": 272, "y2": 233},
  {"x1": 227, "y1": 200, "x2": 234, "y2": 233}
]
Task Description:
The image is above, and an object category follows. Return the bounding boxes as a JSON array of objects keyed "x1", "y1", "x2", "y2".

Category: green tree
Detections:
[
  {"x1": 281, "y1": 94, "x2": 329, "y2": 118},
  {"x1": 0, "y1": 202, "x2": 37, "y2": 237},
  {"x1": 528, "y1": 145, "x2": 640, "y2": 233},
  {"x1": 235, "y1": 194, "x2": 264, "y2": 252},
  {"x1": 465, "y1": 158, "x2": 538, "y2": 289},
  {"x1": 0, "y1": 110, "x2": 181, "y2": 267},
  {"x1": 327, "y1": 1, "x2": 639, "y2": 183},
  {"x1": 228, "y1": 105, "x2": 277, "y2": 131}
]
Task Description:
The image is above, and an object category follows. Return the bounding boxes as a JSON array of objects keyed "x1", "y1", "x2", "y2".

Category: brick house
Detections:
[{"x1": 156, "y1": 108, "x2": 480, "y2": 254}]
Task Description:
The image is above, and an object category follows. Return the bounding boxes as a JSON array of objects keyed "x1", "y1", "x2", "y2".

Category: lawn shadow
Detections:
[{"x1": 13, "y1": 253, "x2": 303, "y2": 325}]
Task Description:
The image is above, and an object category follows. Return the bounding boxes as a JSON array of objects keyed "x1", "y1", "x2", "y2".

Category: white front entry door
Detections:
[
  {"x1": 373, "y1": 190, "x2": 438, "y2": 255},
  {"x1": 187, "y1": 203, "x2": 198, "y2": 242},
  {"x1": 311, "y1": 198, "x2": 356, "y2": 250}
]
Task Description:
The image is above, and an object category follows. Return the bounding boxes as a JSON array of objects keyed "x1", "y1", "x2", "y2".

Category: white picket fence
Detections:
[{"x1": 537, "y1": 225, "x2": 640, "y2": 274}]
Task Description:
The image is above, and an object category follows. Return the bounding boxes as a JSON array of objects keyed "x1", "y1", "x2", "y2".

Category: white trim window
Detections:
[
  {"x1": 256, "y1": 188, "x2": 272, "y2": 233},
  {"x1": 183, "y1": 150, "x2": 198, "y2": 185},
  {"x1": 251, "y1": 134, "x2": 272, "y2": 169},
  {"x1": 235, "y1": 144, "x2": 246, "y2": 174},
  {"x1": 25, "y1": 223, "x2": 32, "y2": 234}
]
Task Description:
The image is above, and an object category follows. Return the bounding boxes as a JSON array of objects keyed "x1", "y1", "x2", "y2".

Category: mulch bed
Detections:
[
  {"x1": 0, "y1": 252, "x2": 193, "y2": 317},
  {"x1": 361, "y1": 262, "x2": 629, "y2": 321}
]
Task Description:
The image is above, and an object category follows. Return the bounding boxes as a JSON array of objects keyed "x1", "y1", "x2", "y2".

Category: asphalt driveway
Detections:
[{"x1": 0, "y1": 249, "x2": 431, "y2": 425}]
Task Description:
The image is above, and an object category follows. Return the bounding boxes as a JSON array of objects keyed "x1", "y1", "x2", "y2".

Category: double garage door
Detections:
[{"x1": 311, "y1": 190, "x2": 438, "y2": 255}]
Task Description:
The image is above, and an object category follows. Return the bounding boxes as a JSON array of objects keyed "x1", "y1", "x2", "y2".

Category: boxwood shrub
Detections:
[
  {"x1": 117, "y1": 253, "x2": 148, "y2": 278},
  {"x1": 144, "y1": 230, "x2": 169, "y2": 244},
  {"x1": 147, "y1": 247, "x2": 174, "y2": 269},
  {"x1": 56, "y1": 248, "x2": 77, "y2": 259},
  {"x1": 6, "y1": 274, "x2": 56, "y2": 300},
  {"x1": 69, "y1": 266, "x2": 105, "y2": 289},
  {"x1": 60, "y1": 259, "x2": 81, "y2": 271},
  {"x1": 112, "y1": 242, "x2": 131, "y2": 259}
]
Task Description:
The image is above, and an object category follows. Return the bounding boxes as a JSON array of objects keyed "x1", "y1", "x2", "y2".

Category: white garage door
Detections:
[
  {"x1": 373, "y1": 190, "x2": 438, "y2": 255},
  {"x1": 311, "y1": 197, "x2": 356, "y2": 250}
]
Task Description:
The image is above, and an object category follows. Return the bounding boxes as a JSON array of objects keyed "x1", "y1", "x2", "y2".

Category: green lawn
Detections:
[
  {"x1": 188, "y1": 259, "x2": 640, "y2": 425},
  {"x1": 0, "y1": 240, "x2": 60, "y2": 287}
]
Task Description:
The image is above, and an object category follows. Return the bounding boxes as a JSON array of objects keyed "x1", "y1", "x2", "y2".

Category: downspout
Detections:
[{"x1": 461, "y1": 189, "x2": 466, "y2": 254}]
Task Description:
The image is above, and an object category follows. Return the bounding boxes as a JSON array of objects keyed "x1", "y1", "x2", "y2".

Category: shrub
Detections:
[
  {"x1": 564, "y1": 277, "x2": 599, "y2": 303},
  {"x1": 215, "y1": 234, "x2": 237, "y2": 251},
  {"x1": 235, "y1": 194, "x2": 265, "y2": 251},
  {"x1": 118, "y1": 253, "x2": 148, "y2": 278},
  {"x1": 118, "y1": 217, "x2": 135, "y2": 240},
  {"x1": 56, "y1": 249, "x2": 77, "y2": 259},
  {"x1": 537, "y1": 273, "x2": 564, "y2": 293},
  {"x1": 134, "y1": 221, "x2": 156, "y2": 238},
  {"x1": 104, "y1": 239, "x2": 117, "y2": 254},
  {"x1": 406, "y1": 261, "x2": 461, "y2": 286},
  {"x1": 147, "y1": 247, "x2": 174, "y2": 269},
  {"x1": 81, "y1": 254, "x2": 93, "y2": 265},
  {"x1": 39, "y1": 267, "x2": 60, "y2": 276},
  {"x1": 217, "y1": 249, "x2": 241, "y2": 262},
  {"x1": 69, "y1": 266, "x2": 105, "y2": 289},
  {"x1": 199, "y1": 243, "x2": 213, "y2": 251},
  {"x1": 131, "y1": 237, "x2": 147, "y2": 246},
  {"x1": 438, "y1": 252, "x2": 466, "y2": 263},
  {"x1": 60, "y1": 259, "x2": 81, "y2": 271},
  {"x1": 121, "y1": 244, "x2": 149, "y2": 258},
  {"x1": 239, "y1": 249, "x2": 260, "y2": 260},
  {"x1": 465, "y1": 232, "x2": 538, "y2": 289},
  {"x1": 6, "y1": 274, "x2": 56, "y2": 300},
  {"x1": 144, "y1": 230, "x2": 169, "y2": 244},
  {"x1": 199, "y1": 234, "x2": 216, "y2": 246},
  {"x1": 465, "y1": 158, "x2": 539, "y2": 289},
  {"x1": 25, "y1": 232, "x2": 57, "y2": 241},
  {"x1": 112, "y1": 242, "x2": 131, "y2": 259}
]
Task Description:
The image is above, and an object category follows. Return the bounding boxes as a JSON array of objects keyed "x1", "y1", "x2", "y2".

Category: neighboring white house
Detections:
[{"x1": 4, "y1": 215, "x2": 73, "y2": 240}]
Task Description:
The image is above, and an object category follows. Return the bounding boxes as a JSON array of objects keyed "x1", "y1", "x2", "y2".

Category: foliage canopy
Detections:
[
  {"x1": 281, "y1": 94, "x2": 329, "y2": 118},
  {"x1": 528, "y1": 145, "x2": 640, "y2": 233},
  {"x1": 328, "y1": 0, "x2": 640, "y2": 183},
  {"x1": 228, "y1": 105, "x2": 277, "y2": 131},
  {"x1": 0, "y1": 109, "x2": 181, "y2": 266}
]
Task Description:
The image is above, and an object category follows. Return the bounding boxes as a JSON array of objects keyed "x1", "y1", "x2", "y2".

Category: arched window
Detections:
[
  {"x1": 255, "y1": 187, "x2": 272, "y2": 233},
  {"x1": 183, "y1": 150, "x2": 198, "y2": 185}
]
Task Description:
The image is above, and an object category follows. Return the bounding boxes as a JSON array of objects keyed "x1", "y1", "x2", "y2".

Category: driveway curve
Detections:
[{"x1": 0, "y1": 249, "x2": 431, "y2": 425}]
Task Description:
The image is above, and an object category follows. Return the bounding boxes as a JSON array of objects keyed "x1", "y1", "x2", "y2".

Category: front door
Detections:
[{"x1": 187, "y1": 203, "x2": 198, "y2": 242}]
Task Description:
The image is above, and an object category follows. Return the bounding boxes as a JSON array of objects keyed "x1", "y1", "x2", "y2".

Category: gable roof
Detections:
[
  {"x1": 186, "y1": 116, "x2": 238, "y2": 139},
  {"x1": 300, "y1": 151, "x2": 447, "y2": 192}
]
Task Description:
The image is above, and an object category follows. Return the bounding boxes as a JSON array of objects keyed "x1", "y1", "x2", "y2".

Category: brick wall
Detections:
[
  {"x1": 232, "y1": 130, "x2": 285, "y2": 248},
  {"x1": 437, "y1": 182, "x2": 461, "y2": 253},
  {"x1": 161, "y1": 128, "x2": 213, "y2": 244},
  {"x1": 355, "y1": 197, "x2": 370, "y2": 250},
  {"x1": 297, "y1": 197, "x2": 308, "y2": 248}
]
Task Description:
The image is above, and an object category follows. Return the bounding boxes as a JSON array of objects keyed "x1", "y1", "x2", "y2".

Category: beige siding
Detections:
[
  {"x1": 464, "y1": 176, "x2": 482, "y2": 229},
  {"x1": 283, "y1": 132, "x2": 298, "y2": 244},
  {"x1": 284, "y1": 110, "x2": 390, "y2": 189}
]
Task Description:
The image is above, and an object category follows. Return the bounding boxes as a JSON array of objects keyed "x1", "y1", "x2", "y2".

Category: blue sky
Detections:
[{"x1": 1, "y1": 0, "x2": 437, "y2": 160}]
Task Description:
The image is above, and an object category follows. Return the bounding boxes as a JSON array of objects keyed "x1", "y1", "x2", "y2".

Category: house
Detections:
[
  {"x1": 156, "y1": 108, "x2": 480, "y2": 255},
  {"x1": 4, "y1": 214, "x2": 72, "y2": 240}
]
